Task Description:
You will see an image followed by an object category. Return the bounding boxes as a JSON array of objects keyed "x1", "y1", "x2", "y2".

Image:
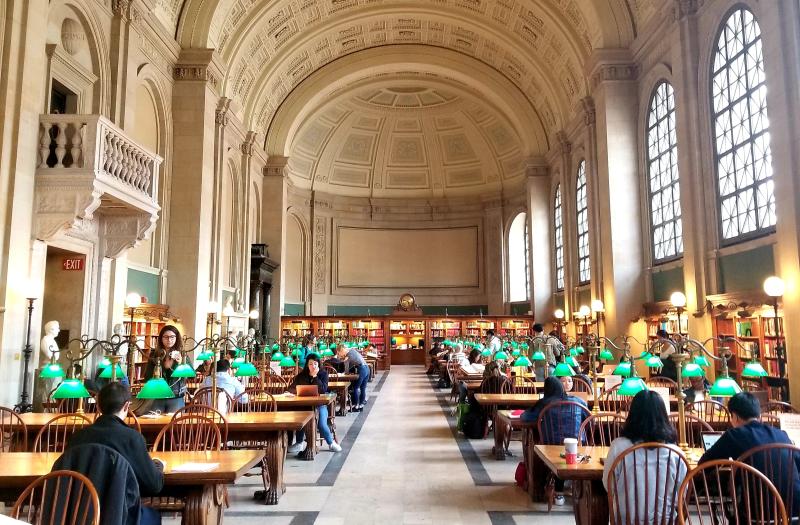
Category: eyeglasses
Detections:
[{"x1": 162, "y1": 335, "x2": 177, "y2": 340}]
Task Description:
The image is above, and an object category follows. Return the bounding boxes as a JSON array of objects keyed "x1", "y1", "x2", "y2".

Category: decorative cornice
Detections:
[
  {"x1": 587, "y1": 49, "x2": 638, "y2": 91},
  {"x1": 672, "y1": 0, "x2": 704, "y2": 21},
  {"x1": 173, "y1": 49, "x2": 220, "y2": 91},
  {"x1": 263, "y1": 156, "x2": 289, "y2": 177},
  {"x1": 241, "y1": 131, "x2": 257, "y2": 157},
  {"x1": 215, "y1": 97, "x2": 231, "y2": 127},
  {"x1": 111, "y1": 0, "x2": 131, "y2": 21},
  {"x1": 525, "y1": 156, "x2": 549, "y2": 178},
  {"x1": 556, "y1": 131, "x2": 571, "y2": 155}
]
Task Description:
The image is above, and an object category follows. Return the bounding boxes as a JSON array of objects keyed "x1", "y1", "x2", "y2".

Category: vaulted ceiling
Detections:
[{"x1": 151, "y1": 0, "x2": 654, "y2": 196}]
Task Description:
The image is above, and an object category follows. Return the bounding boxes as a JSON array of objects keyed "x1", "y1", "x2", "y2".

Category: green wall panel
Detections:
[
  {"x1": 284, "y1": 303, "x2": 305, "y2": 316},
  {"x1": 652, "y1": 266, "x2": 684, "y2": 302},
  {"x1": 719, "y1": 245, "x2": 774, "y2": 292},
  {"x1": 323, "y1": 305, "x2": 490, "y2": 316},
  {"x1": 127, "y1": 269, "x2": 159, "y2": 304},
  {"x1": 510, "y1": 302, "x2": 531, "y2": 315}
]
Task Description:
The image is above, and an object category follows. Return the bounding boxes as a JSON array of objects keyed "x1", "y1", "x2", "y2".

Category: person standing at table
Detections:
[
  {"x1": 143, "y1": 325, "x2": 187, "y2": 414},
  {"x1": 288, "y1": 353, "x2": 342, "y2": 453},
  {"x1": 66, "y1": 382, "x2": 164, "y2": 525},
  {"x1": 486, "y1": 329, "x2": 501, "y2": 357},
  {"x1": 298, "y1": 333, "x2": 316, "y2": 369},
  {"x1": 653, "y1": 329, "x2": 678, "y2": 381},
  {"x1": 336, "y1": 343, "x2": 370, "y2": 412}
]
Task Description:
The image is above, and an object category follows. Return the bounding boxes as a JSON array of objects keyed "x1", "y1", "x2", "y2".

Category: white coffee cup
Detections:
[{"x1": 564, "y1": 437, "x2": 579, "y2": 465}]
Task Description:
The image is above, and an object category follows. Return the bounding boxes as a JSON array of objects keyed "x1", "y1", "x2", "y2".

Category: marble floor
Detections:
[{"x1": 209, "y1": 365, "x2": 577, "y2": 525}]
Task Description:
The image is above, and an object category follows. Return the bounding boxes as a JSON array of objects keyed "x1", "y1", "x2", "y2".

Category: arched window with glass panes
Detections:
[
  {"x1": 508, "y1": 212, "x2": 530, "y2": 302},
  {"x1": 553, "y1": 184, "x2": 565, "y2": 291},
  {"x1": 576, "y1": 161, "x2": 590, "y2": 284},
  {"x1": 647, "y1": 81, "x2": 683, "y2": 262},
  {"x1": 711, "y1": 7, "x2": 775, "y2": 243}
]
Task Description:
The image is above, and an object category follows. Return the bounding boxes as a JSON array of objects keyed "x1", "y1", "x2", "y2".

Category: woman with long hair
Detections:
[
  {"x1": 143, "y1": 325, "x2": 187, "y2": 413},
  {"x1": 288, "y1": 353, "x2": 341, "y2": 453}
]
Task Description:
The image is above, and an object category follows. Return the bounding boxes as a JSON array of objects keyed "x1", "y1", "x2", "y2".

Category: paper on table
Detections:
[
  {"x1": 779, "y1": 414, "x2": 800, "y2": 445},
  {"x1": 171, "y1": 462, "x2": 219, "y2": 473},
  {"x1": 603, "y1": 375, "x2": 622, "y2": 391}
]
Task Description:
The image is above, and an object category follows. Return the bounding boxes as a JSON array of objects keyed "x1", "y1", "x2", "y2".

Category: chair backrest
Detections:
[
  {"x1": 646, "y1": 376, "x2": 679, "y2": 395},
  {"x1": 738, "y1": 443, "x2": 800, "y2": 520},
  {"x1": 687, "y1": 399, "x2": 730, "y2": 426},
  {"x1": 152, "y1": 414, "x2": 222, "y2": 452},
  {"x1": 667, "y1": 412, "x2": 714, "y2": 448},
  {"x1": 263, "y1": 375, "x2": 289, "y2": 395},
  {"x1": 233, "y1": 391, "x2": 276, "y2": 412},
  {"x1": 761, "y1": 413, "x2": 781, "y2": 428},
  {"x1": 537, "y1": 400, "x2": 591, "y2": 445},
  {"x1": 764, "y1": 401, "x2": 798, "y2": 415},
  {"x1": 191, "y1": 386, "x2": 235, "y2": 413},
  {"x1": 607, "y1": 442, "x2": 689, "y2": 525},
  {"x1": 599, "y1": 384, "x2": 632, "y2": 413},
  {"x1": 579, "y1": 412, "x2": 625, "y2": 446},
  {"x1": 677, "y1": 459, "x2": 788, "y2": 525},
  {"x1": 513, "y1": 376, "x2": 538, "y2": 394},
  {"x1": 172, "y1": 404, "x2": 228, "y2": 444},
  {"x1": 12, "y1": 470, "x2": 100, "y2": 525},
  {"x1": 323, "y1": 365, "x2": 339, "y2": 376},
  {"x1": 55, "y1": 392, "x2": 99, "y2": 414},
  {"x1": 446, "y1": 360, "x2": 460, "y2": 382},
  {"x1": 33, "y1": 414, "x2": 92, "y2": 453},
  {"x1": 0, "y1": 406, "x2": 28, "y2": 452},
  {"x1": 124, "y1": 411, "x2": 141, "y2": 433},
  {"x1": 571, "y1": 376, "x2": 593, "y2": 394}
]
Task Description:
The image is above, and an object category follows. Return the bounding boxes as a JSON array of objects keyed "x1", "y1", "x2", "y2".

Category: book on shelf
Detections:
[{"x1": 763, "y1": 318, "x2": 784, "y2": 337}]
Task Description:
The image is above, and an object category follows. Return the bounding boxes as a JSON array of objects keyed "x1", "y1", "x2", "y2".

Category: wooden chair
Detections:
[
  {"x1": 152, "y1": 414, "x2": 222, "y2": 452},
  {"x1": 687, "y1": 399, "x2": 730, "y2": 427},
  {"x1": 607, "y1": 442, "x2": 689, "y2": 525},
  {"x1": 446, "y1": 360, "x2": 461, "y2": 404},
  {"x1": 480, "y1": 376, "x2": 512, "y2": 438},
  {"x1": 232, "y1": 391, "x2": 277, "y2": 412},
  {"x1": 263, "y1": 375, "x2": 289, "y2": 395},
  {"x1": 598, "y1": 384, "x2": 632, "y2": 413},
  {"x1": 537, "y1": 401, "x2": 591, "y2": 510},
  {"x1": 761, "y1": 413, "x2": 782, "y2": 428},
  {"x1": 33, "y1": 413, "x2": 92, "y2": 453},
  {"x1": 579, "y1": 412, "x2": 625, "y2": 446},
  {"x1": 281, "y1": 367, "x2": 297, "y2": 382},
  {"x1": 646, "y1": 376, "x2": 679, "y2": 395},
  {"x1": 668, "y1": 413, "x2": 714, "y2": 448},
  {"x1": 191, "y1": 386, "x2": 235, "y2": 414},
  {"x1": 677, "y1": 459, "x2": 788, "y2": 525},
  {"x1": 571, "y1": 376, "x2": 593, "y2": 394},
  {"x1": 512, "y1": 376, "x2": 538, "y2": 394},
  {"x1": 56, "y1": 395, "x2": 98, "y2": 414},
  {"x1": 0, "y1": 406, "x2": 28, "y2": 452},
  {"x1": 323, "y1": 365, "x2": 339, "y2": 376},
  {"x1": 763, "y1": 401, "x2": 798, "y2": 415},
  {"x1": 124, "y1": 411, "x2": 141, "y2": 433},
  {"x1": 171, "y1": 405, "x2": 228, "y2": 444},
  {"x1": 738, "y1": 443, "x2": 800, "y2": 520},
  {"x1": 11, "y1": 470, "x2": 100, "y2": 525}
]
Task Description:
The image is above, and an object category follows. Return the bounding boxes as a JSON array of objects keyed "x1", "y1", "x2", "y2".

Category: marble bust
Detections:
[{"x1": 40, "y1": 320, "x2": 60, "y2": 364}]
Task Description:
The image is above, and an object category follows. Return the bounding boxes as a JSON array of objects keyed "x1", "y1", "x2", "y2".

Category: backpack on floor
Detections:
[
  {"x1": 462, "y1": 406, "x2": 486, "y2": 439},
  {"x1": 456, "y1": 402, "x2": 470, "y2": 431},
  {"x1": 515, "y1": 461, "x2": 528, "y2": 491}
]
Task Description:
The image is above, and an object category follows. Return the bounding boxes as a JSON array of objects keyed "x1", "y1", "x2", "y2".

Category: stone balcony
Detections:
[{"x1": 34, "y1": 114, "x2": 162, "y2": 257}]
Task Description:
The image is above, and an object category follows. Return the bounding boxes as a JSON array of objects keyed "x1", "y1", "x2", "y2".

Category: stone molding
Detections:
[
  {"x1": 263, "y1": 156, "x2": 289, "y2": 177},
  {"x1": 581, "y1": 97, "x2": 596, "y2": 126},
  {"x1": 241, "y1": 131, "x2": 257, "y2": 157},
  {"x1": 672, "y1": 0, "x2": 704, "y2": 21},
  {"x1": 173, "y1": 49, "x2": 221, "y2": 91}
]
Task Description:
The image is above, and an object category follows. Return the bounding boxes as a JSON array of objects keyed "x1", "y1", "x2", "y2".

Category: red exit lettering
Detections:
[{"x1": 62, "y1": 257, "x2": 84, "y2": 271}]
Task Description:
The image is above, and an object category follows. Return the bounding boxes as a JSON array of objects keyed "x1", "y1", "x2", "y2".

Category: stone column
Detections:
[
  {"x1": 109, "y1": 0, "x2": 137, "y2": 128},
  {"x1": 239, "y1": 131, "x2": 258, "y2": 313},
  {"x1": 555, "y1": 133, "x2": 576, "y2": 336},
  {"x1": 262, "y1": 157, "x2": 289, "y2": 334},
  {"x1": 208, "y1": 97, "x2": 231, "y2": 303},
  {"x1": 483, "y1": 199, "x2": 505, "y2": 315},
  {"x1": 166, "y1": 49, "x2": 221, "y2": 338},
  {"x1": 589, "y1": 50, "x2": 646, "y2": 337},
  {"x1": 526, "y1": 158, "x2": 552, "y2": 319},
  {"x1": 309, "y1": 191, "x2": 330, "y2": 316}
]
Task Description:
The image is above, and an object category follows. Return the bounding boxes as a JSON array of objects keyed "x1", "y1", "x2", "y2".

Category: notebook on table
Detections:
[{"x1": 296, "y1": 385, "x2": 320, "y2": 397}]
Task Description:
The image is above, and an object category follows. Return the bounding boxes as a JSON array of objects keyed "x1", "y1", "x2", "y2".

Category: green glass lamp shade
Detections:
[
  {"x1": 511, "y1": 341, "x2": 519, "y2": 349},
  {"x1": 575, "y1": 345, "x2": 585, "y2": 355},
  {"x1": 279, "y1": 356, "x2": 296, "y2": 367},
  {"x1": 171, "y1": 363, "x2": 197, "y2": 378},
  {"x1": 599, "y1": 348, "x2": 614, "y2": 361},
  {"x1": 613, "y1": 361, "x2": 632, "y2": 377},
  {"x1": 98, "y1": 363, "x2": 127, "y2": 379},
  {"x1": 709, "y1": 376, "x2": 742, "y2": 397},
  {"x1": 96, "y1": 357, "x2": 111, "y2": 369},
  {"x1": 618, "y1": 377, "x2": 648, "y2": 396},
  {"x1": 291, "y1": 348, "x2": 301, "y2": 356},
  {"x1": 693, "y1": 355, "x2": 711, "y2": 368},
  {"x1": 494, "y1": 350, "x2": 509, "y2": 361},
  {"x1": 569, "y1": 347, "x2": 580, "y2": 357},
  {"x1": 520, "y1": 343, "x2": 529, "y2": 350},
  {"x1": 330, "y1": 343, "x2": 337, "y2": 351},
  {"x1": 271, "y1": 343, "x2": 280, "y2": 351},
  {"x1": 513, "y1": 355, "x2": 533, "y2": 367},
  {"x1": 271, "y1": 351, "x2": 284, "y2": 361},
  {"x1": 682, "y1": 363, "x2": 705, "y2": 378},
  {"x1": 319, "y1": 343, "x2": 329, "y2": 351},
  {"x1": 40, "y1": 363, "x2": 65, "y2": 379},
  {"x1": 235, "y1": 362, "x2": 259, "y2": 377},
  {"x1": 646, "y1": 355, "x2": 664, "y2": 368},
  {"x1": 321, "y1": 348, "x2": 335, "y2": 357},
  {"x1": 566, "y1": 356, "x2": 580, "y2": 367},
  {"x1": 317, "y1": 341, "x2": 325, "y2": 349},
  {"x1": 532, "y1": 350, "x2": 547, "y2": 361},
  {"x1": 443, "y1": 339, "x2": 452, "y2": 346},
  {"x1": 287, "y1": 342, "x2": 296, "y2": 349},
  {"x1": 742, "y1": 361, "x2": 768, "y2": 378},
  {"x1": 53, "y1": 379, "x2": 91, "y2": 399},
  {"x1": 638, "y1": 351, "x2": 652, "y2": 360},
  {"x1": 197, "y1": 350, "x2": 214, "y2": 360},
  {"x1": 234, "y1": 348, "x2": 246, "y2": 358},
  {"x1": 230, "y1": 357, "x2": 246, "y2": 369},
  {"x1": 136, "y1": 378, "x2": 175, "y2": 399},
  {"x1": 553, "y1": 362, "x2": 576, "y2": 377},
  {"x1": 511, "y1": 349, "x2": 521, "y2": 357},
  {"x1": 481, "y1": 348, "x2": 492, "y2": 357}
]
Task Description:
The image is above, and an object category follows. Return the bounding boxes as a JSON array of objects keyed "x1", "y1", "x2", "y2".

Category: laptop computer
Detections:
[
  {"x1": 296, "y1": 385, "x2": 320, "y2": 397},
  {"x1": 701, "y1": 431, "x2": 724, "y2": 451}
]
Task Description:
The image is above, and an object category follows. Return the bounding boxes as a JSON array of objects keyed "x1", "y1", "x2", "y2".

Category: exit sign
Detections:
[{"x1": 62, "y1": 257, "x2": 84, "y2": 271}]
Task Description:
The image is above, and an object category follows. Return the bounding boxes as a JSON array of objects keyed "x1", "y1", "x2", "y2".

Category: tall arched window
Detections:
[
  {"x1": 553, "y1": 184, "x2": 565, "y2": 291},
  {"x1": 647, "y1": 82, "x2": 683, "y2": 262},
  {"x1": 712, "y1": 8, "x2": 775, "y2": 242},
  {"x1": 576, "y1": 160, "x2": 590, "y2": 284},
  {"x1": 508, "y1": 212, "x2": 529, "y2": 302}
]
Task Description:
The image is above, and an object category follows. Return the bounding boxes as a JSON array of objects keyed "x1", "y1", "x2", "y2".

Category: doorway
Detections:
[{"x1": 41, "y1": 246, "x2": 87, "y2": 359}]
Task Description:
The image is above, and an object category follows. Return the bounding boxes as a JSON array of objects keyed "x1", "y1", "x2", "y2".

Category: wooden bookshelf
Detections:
[{"x1": 349, "y1": 319, "x2": 387, "y2": 368}]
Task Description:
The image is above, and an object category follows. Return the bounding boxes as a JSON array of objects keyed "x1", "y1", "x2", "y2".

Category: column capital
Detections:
[
  {"x1": 263, "y1": 156, "x2": 289, "y2": 177},
  {"x1": 587, "y1": 49, "x2": 638, "y2": 91},
  {"x1": 525, "y1": 156, "x2": 550, "y2": 178},
  {"x1": 671, "y1": 0, "x2": 703, "y2": 21},
  {"x1": 241, "y1": 131, "x2": 258, "y2": 157},
  {"x1": 581, "y1": 97, "x2": 596, "y2": 126},
  {"x1": 173, "y1": 48, "x2": 221, "y2": 92},
  {"x1": 215, "y1": 97, "x2": 232, "y2": 127},
  {"x1": 556, "y1": 131, "x2": 572, "y2": 155}
]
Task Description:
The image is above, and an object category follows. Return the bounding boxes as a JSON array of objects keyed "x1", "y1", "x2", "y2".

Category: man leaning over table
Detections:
[
  {"x1": 67, "y1": 382, "x2": 165, "y2": 525},
  {"x1": 202, "y1": 358, "x2": 248, "y2": 411}
]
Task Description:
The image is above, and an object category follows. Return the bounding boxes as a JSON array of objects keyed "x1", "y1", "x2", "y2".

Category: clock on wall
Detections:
[{"x1": 398, "y1": 293, "x2": 416, "y2": 311}]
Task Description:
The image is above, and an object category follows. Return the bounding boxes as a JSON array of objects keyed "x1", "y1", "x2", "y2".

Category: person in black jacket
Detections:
[
  {"x1": 67, "y1": 382, "x2": 164, "y2": 525},
  {"x1": 288, "y1": 353, "x2": 341, "y2": 453},
  {"x1": 143, "y1": 325, "x2": 186, "y2": 413},
  {"x1": 700, "y1": 392, "x2": 800, "y2": 519}
]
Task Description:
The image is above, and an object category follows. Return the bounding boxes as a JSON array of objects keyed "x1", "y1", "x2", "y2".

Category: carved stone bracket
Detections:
[
  {"x1": 704, "y1": 291, "x2": 774, "y2": 319},
  {"x1": 100, "y1": 211, "x2": 157, "y2": 258}
]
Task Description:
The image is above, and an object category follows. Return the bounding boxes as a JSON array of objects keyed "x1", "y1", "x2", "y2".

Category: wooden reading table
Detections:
[
  {"x1": 474, "y1": 394, "x2": 541, "y2": 460},
  {"x1": 0, "y1": 450, "x2": 263, "y2": 525}
]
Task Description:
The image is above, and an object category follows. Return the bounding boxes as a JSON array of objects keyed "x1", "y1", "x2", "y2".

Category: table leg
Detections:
[
  {"x1": 256, "y1": 431, "x2": 286, "y2": 505},
  {"x1": 328, "y1": 399, "x2": 337, "y2": 442},
  {"x1": 528, "y1": 439, "x2": 547, "y2": 502},
  {"x1": 183, "y1": 483, "x2": 224, "y2": 525},
  {"x1": 573, "y1": 479, "x2": 608, "y2": 525},
  {"x1": 492, "y1": 412, "x2": 507, "y2": 460},
  {"x1": 299, "y1": 409, "x2": 318, "y2": 460}
]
